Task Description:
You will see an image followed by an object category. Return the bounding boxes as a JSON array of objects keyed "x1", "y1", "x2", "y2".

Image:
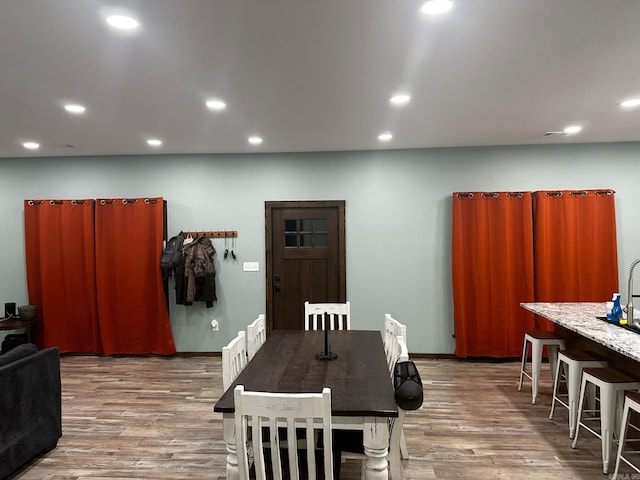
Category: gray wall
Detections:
[{"x1": 1, "y1": 141, "x2": 639, "y2": 354}]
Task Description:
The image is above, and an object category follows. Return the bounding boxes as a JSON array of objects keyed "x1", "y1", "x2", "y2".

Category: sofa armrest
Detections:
[{"x1": 0, "y1": 346, "x2": 62, "y2": 478}]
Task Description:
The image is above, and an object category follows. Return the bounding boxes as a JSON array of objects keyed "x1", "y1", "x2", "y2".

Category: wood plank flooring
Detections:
[{"x1": 9, "y1": 356, "x2": 634, "y2": 479}]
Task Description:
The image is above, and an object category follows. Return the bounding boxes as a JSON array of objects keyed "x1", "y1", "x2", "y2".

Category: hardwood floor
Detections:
[{"x1": 9, "y1": 356, "x2": 633, "y2": 479}]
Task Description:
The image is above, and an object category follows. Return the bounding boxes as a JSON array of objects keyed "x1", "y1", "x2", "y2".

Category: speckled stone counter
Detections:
[{"x1": 521, "y1": 302, "x2": 640, "y2": 364}]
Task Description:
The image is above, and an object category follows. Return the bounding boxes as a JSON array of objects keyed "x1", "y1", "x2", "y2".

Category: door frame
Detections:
[{"x1": 265, "y1": 200, "x2": 346, "y2": 332}]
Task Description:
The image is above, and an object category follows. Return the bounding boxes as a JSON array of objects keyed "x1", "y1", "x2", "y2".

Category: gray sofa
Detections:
[{"x1": 0, "y1": 344, "x2": 62, "y2": 479}]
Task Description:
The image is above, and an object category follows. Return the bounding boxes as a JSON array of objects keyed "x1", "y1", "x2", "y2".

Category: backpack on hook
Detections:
[{"x1": 160, "y1": 233, "x2": 184, "y2": 279}]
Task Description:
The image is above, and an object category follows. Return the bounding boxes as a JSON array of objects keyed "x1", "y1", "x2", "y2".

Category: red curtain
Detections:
[
  {"x1": 95, "y1": 198, "x2": 176, "y2": 355},
  {"x1": 533, "y1": 189, "x2": 619, "y2": 329},
  {"x1": 24, "y1": 200, "x2": 102, "y2": 353},
  {"x1": 452, "y1": 192, "x2": 536, "y2": 358}
]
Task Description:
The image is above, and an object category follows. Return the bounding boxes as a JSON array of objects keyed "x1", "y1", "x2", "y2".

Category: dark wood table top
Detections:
[
  {"x1": 0, "y1": 317, "x2": 38, "y2": 331},
  {"x1": 214, "y1": 329, "x2": 398, "y2": 418}
]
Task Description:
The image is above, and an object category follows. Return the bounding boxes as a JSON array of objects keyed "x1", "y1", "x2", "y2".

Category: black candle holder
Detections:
[
  {"x1": 315, "y1": 313, "x2": 337, "y2": 360},
  {"x1": 316, "y1": 350, "x2": 337, "y2": 360}
]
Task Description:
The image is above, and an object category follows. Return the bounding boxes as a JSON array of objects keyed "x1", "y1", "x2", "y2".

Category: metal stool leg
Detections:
[
  {"x1": 518, "y1": 337, "x2": 529, "y2": 392},
  {"x1": 600, "y1": 384, "x2": 617, "y2": 474},
  {"x1": 571, "y1": 374, "x2": 588, "y2": 449},
  {"x1": 548, "y1": 355, "x2": 564, "y2": 420},
  {"x1": 612, "y1": 398, "x2": 631, "y2": 479},
  {"x1": 531, "y1": 339, "x2": 544, "y2": 405}
]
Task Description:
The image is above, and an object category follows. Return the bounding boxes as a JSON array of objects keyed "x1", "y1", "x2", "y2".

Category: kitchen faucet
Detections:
[{"x1": 626, "y1": 258, "x2": 640, "y2": 327}]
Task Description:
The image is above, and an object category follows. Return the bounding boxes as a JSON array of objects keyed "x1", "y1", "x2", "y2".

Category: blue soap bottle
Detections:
[{"x1": 612, "y1": 293, "x2": 622, "y2": 324}]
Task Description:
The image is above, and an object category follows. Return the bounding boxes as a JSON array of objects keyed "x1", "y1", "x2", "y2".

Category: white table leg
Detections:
[
  {"x1": 363, "y1": 416, "x2": 389, "y2": 480},
  {"x1": 223, "y1": 412, "x2": 239, "y2": 480}
]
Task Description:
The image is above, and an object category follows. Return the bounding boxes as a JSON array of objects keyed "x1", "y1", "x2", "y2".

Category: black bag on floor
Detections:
[
  {"x1": 394, "y1": 359, "x2": 424, "y2": 410},
  {"x1": 1, "y1": 333, "x2": 29, "y2": 354}
]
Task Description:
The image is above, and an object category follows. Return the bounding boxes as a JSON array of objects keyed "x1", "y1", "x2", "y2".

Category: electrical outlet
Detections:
[
  {"x1": 211, "y1": 319, "x2": 219, "y2": 331},
  {"x1": 243, "y1": 262, "x2": 260, "y2": 272}
]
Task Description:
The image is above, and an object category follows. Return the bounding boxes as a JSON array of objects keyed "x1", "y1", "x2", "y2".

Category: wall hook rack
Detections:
[{"x1": 180, "y1": 230, "x2": 237, "y2": 238}]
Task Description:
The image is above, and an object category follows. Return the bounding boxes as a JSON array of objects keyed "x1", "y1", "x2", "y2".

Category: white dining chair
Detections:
[
  {"x1": 339, "y1": 334, "x2": 410, "y2": 480},
  {"x1": 234, "y1": 385, "x2": 334, "y2": 480},
  {"x1": 388, "y1": 335, "x2": 410, "y2": 480},
  {"x1": 247, "y1": 314, "x2": 266, "y2": 360},
  {"x1": 382, "y1": 314, "x2": 409, "y2": 460},
  {"x1": 383, "y1": 314, "x2": 407, "y2": 376},
  {"x1": 304, "y1": 301, "x2": 351, "y2": 330},
  {"x1": 222, "y1": 331, "x2": 248, "y2": 391}
]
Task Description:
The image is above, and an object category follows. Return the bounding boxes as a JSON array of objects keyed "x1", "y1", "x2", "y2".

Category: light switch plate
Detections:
[{"x1": 243, "y1": 262, "x2": 260, "y2": 272}]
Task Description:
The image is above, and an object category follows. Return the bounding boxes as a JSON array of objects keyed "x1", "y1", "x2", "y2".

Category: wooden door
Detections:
[{"x1": 265, "y1": 201, "x2": 346, "y2": 331}]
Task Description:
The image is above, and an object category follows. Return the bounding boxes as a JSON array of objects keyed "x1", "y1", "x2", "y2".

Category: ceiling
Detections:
[{"x1": 2, "y1": 0, "x2": 640, "y2": 158}]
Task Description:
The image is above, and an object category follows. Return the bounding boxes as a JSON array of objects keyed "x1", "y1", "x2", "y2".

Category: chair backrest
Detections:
[
  {"x1": 246, "y1": 314, "x2": 266, "y2": 360},
  {"x1": 234, "y1": 385, "x2": 334, "y2": 480},
  {"x1": 304, "y1": 301, "x2": 351, "y2": 330},
  {"x1": 384, "y1": 314, "x2": 407, "y2": 376},
  {"x1": 388, "y1": 335, "x2": 409, "y2": 480},
  {"x1": 222, "y1": 331, "x2": 248, "y2": 390}
]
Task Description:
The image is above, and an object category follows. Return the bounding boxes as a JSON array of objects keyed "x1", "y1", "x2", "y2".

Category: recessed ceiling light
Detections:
[
  {"x1": 64, "y1": 104, "x2": 86, "y2": 114},
  {"x1": 105, "y1": 15, "x2": 139, "y2": 30},
  {"x1": 378, "y1": 132, "x2": 393, "y2": 142},
  {"x1": 23, "y1": 141, "x2": 40, "y2": 150},
  {"x1": 147, "y1": 139, "x2": 163, "y2": 147},
  {"x1": 206, "y1": 99, "x2": 227, "y2": 111},
  {"x1": 620, "y1": 98, "x2": 640, "y2": 108},
  {"x1": 421, "y1": 0, "x2": 453, "y2": 15},
  {"x1": 390, "y1": 94, "x2": 411, "y2": 106},
  {"x1": 248, "y1": 136, "x2": 263, "y2": 145},
  {"x1": 563, "y1": 125, "x2": 582, "y2": 135}
]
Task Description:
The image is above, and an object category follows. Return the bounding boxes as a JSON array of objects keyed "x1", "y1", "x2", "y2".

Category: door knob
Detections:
[{"x1": 275, "y1": 284, "x2": 281, "y2": 292}]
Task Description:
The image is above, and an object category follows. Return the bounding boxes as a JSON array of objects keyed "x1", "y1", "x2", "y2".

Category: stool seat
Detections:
[
  {"x1": 612, "y1": 391, "x2": 640, "y2": 479},
  {"x1": 526, "y1": 330, "x2": 567, "y2": 340},
  {"x1": 558, "y1": 349, "x2": 604, "y2": 362},
  {"x1": 583, "y1": 367, "x2": 639, "y2": 384},
  {"x1": 518, "y1": 330, "x2": 566, "y2": 405},
  {"x1": 572, "y1": 367, "x2": 640, "y2": 474},
  {"x1": 549, "y1": 350, "x2": 608, "y2": 438}
]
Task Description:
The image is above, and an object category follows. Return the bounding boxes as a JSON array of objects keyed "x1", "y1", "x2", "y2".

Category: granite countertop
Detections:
[{"x1": 520, "y1": 302, "x2": 640, "y2": 363}]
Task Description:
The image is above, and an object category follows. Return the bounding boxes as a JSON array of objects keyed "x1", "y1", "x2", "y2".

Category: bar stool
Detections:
[
  {"x1": 517, "y1": 331, "x2": 566, "y2": 405},
  {"x1": 571, "y1": 367, "x2": 640, "y2": 474},
  {"x1": 612, "y1": 391, "x2": 640, "y2": 479},
  {"x1": 549, "y1": 350, "x2": 608, "y2": 438}
]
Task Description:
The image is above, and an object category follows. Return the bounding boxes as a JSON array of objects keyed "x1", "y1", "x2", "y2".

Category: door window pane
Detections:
[
  {"x1": 285, "y1": 233, "x2": 297, "y2": 247},
  {"x1": 314, "y1": 219, "x2": 327, "y2": 232},
  {"x1": 301, "y1": 219, "x2": 313, "y2": 232},
  {"x1": 300, "y1": 234, "x2": 313, "y2": 247},
  {"x1": 284, "y1": 219, "x2": 297, "y2": 232},
  {"x1": 314, "y1": 234, "x2": 328, "y2": 247}
]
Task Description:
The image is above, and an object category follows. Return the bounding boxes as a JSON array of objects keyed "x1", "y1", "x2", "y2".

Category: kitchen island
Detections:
[{"x1": 520, "y1": 302, "x2": 640, "y2": 374}]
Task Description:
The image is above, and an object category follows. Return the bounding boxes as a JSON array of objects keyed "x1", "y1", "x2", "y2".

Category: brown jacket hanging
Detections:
[{"x1": 175, "y1": 236, "x2": 217, "y2": 307}]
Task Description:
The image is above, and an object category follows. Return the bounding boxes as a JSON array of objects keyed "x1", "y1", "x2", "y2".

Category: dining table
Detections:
[{"x1": 214, "y1": 329, "x2": 398, "y2": 480}]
